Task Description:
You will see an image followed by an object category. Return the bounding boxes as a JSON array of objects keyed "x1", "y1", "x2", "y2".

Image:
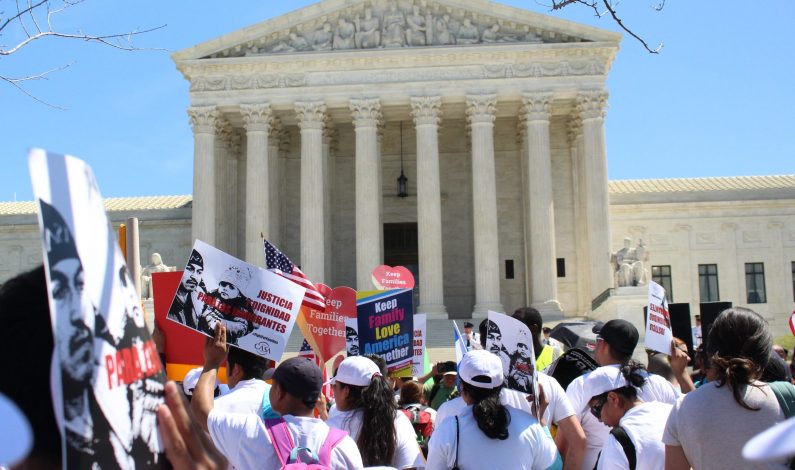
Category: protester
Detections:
[
  {"x1": 691, "y1": 315, "x2": 702, "y2": 349},
  {"x1": 326, "y1": 356, "x2": 424, "y2": 469},
  {"x1": 398, "y1": 380, "x2": 436, "y2": 457},
  {"x1": 664, "y1": 307, "x2": 795, "y2": 470},
  {"x1": 566, "y1": 319, "x2": 680, "y2": 470},
  {"x1": 418, "y1": 361, "x2": 458, "y2": 410},
  {"x1": 543, "y1": 326, "x2": 565, "y2": 359},
  {"x1": 425, "y1": 350, "x2": 558, "y2": 470},
  {"x1": 585, "y1": 364, "x2": 672, "y2": 470},
  {"x1": 192, "y1": 324, "x2": 363, "y2": 469},
  {"x1": 182, "y1": 366, "x2": 224, "y2": 401},
  {"x1": 213, "y1": 347, "x2": 272, "y2": 414},
  {"x1": 463, "y1": 321, "x2": 482, "y2": 351},
  {"x1": 773, "y1": 344, "x2": 789, "y2": 362}
]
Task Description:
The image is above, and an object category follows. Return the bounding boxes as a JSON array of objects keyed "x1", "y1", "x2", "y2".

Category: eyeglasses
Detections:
[{"x1": 589, "y1": 394, "x2": 608, "y2": 420}]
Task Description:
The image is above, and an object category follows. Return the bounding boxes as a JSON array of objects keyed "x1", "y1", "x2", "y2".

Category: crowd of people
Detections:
[{"x1": 1, "y1": 263, "x2": 795, "y2": 469}]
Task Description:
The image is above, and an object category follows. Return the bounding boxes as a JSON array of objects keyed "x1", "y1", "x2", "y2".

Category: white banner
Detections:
[
  {"x1": 645, "y1": 281, "x2": 673, "y2": 355},
  {"x1": 487, "y1": 311, "x2": 540, "y2": 418},
  {"x1": 167, "y1": 239, "x2": 304, "y2": 362},
  {"x1": 30, "y1": 149, "x2": 168, "y2": 469},
  {"x1": 412, "y1": 314, "x2": 427, "y2": 376}
]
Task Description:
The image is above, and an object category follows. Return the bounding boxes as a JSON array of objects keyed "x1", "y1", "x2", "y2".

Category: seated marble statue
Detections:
[
  {"x1": 457, "y1": 18, "x2": 480, "y2": 44},
  {"x1": 312, "y1": 23, "x2": 333, "y2": 51},
  {"x1": 612, "y1": 237, "x2": 649, "y2": 287},
  {"x1": 405, "y1": 5, "x2": 427, "y2": 46},
  {"x1": 434, "y1": 14, "x2": 455, "y2": 45},
  {"x1": 382, "y1": 1, "x2": 406, "y2": 47},
  {"x1": 355, "y1": 8, "x2": 380, "y2": 48},
  {"x1": 141, "y1": 252, "x2": 171, "y2": 299},
  {"x1": 334, "y1": 18, "x2": 356, "y2": 50}
]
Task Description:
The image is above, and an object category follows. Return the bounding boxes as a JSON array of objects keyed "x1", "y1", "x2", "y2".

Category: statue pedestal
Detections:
[{"x1": 590, "y1": 285, "x2": 649, "y2": 343}]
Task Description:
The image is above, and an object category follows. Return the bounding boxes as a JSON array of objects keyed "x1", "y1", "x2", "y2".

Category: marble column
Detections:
[
  {"x1": 295, "y1": 101, "x2": 327, "y2": 284},
  {"x1": 267, "y1": 119, "x2": 282, "y2": 247},
  {"x1": 241, "y1": 103, "x2": 272, "y2": 265},
  {"x1": 323, "y1": 126, "x2": 337, "y2": 284},
  {"x1": 410, "y1": 96, "x2": 447, "y2": 316},
  {"x1": 577, "y1": 90, "x2": 612, "y2": 301},
  {"x1": 350, "y1": 98, "x2": 383, "y2": 290},
  {"x1": 466, "y1": 94, "x2": 504, "y2": 315},
  {"x1": 568, "y1": 116, "x2": 590, "y2": 313},
  {"x1": 188, "y1": 105, "x2": 218, "y2": 245},
  {"x1": 213, "y1": 119, "x2": 237, "y2": 254},
  {"x1": 521, "y1": 92, "x2": 561, "y2": 315}
]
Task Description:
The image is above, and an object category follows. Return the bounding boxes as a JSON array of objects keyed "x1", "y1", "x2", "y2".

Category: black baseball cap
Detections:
[
  {"x1": 463, "y1": 322, "x2": 474, "y2": 328},
  {"x1": 272, "y1": 357, "x2": 322, "y2": 404},
  {"x1": 592, "y1": 319, "x2": 639, "y2": 357}
]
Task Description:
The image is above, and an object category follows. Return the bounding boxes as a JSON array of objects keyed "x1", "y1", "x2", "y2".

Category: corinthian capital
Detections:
[
  {"x1": 566, "y1": 115, "x2": 582, "y2": 145},
  {"x1": 410, "y1": 96, "x2": 443, "y2": 127},
  {"x1": 295, "y1": 101, "x2": 327, "y2": 130},
  {"x1": 465, "y1": 94, "x2": 497, "y2": 125},
  {"x1": 349, "y1": 98, "x2": 382, "y2": 129},
  {"x1": 520, "y1": 92, "x2": 553, "y2": 122},
  {"x1": 215, "y1": 118, "x2": 233, "y2": 146},
  {"x1": 241, "y1": 103, "x2": 273, "y2": 132},
  {"x1": 576, "y1": 90, "x2": 609, "y2": 121},
  {"x1": 188, "y1": 105, "x2": 218, "y2": 134}
]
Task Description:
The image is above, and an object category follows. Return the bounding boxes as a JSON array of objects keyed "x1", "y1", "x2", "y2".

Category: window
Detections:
[
  {"x1": 698, "y1": 264, "x2": 719, "y2": 303},
  {"x1": 651, "y1": 265, "x2": 673, "y2": 302},
  {"x1": 556, "y1": 258, "x2": 566, "y2": 278},
  {"x1": 745, "y1": 262, "x2": 766, "y2": 304},
  {"x1": 505, "y1": 260, "x2": 514, "y2": 280}
]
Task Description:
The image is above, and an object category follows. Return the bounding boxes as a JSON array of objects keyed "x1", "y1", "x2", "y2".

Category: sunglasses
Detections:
[{"x1": 589, "y1": 394, "x2": 608, "y2": 420}]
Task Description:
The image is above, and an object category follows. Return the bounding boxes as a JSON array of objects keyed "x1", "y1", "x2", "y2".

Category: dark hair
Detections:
[
  {"x1": 398, "y1": 380, "x2": 424, "y2": 406},
  {"x1": 612, "y1": 361, "x2": 648, "y2": 401},
  {"x1": 761, "y1": 351, "x2": 792, "y2": 383},
  {"x1": 478, "y1": 319, "x2": 489, "y2": 348},
  {"x1": 0, "y1": 266, "x2": 62, "y2": 466},
  {"x1": 512, "y1": 307, "x2": 543, "y2": 331},
  {"x1": 365, "y1": 354, "x2": 389, "y2": 377},
  {"x1": 707, "y1": 307, "x2": 772, "y2": 410},
  {"x1": 227, "y1": 346, "x2": 271, "y2": 380},
  {"x1": 461, "y1": 380, "x2": 510, "y2": 440},
  {"x1": 647, "y1": 354, "x2": 675, "y2": 382},
  {"x1": 344, "y1": 375, "x2": 397, "y2": 466}
]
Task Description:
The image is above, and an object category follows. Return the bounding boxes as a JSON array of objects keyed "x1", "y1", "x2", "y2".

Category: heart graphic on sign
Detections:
[
  {"x1": 371, "y1": 265, "x2": 415, "y2": 290},
  {"x1": 305, "y1": 284, "x2": 357, "y2": 362},
  {"x1": 789, "y1": 310, "x2": 795, "y2": 337}
]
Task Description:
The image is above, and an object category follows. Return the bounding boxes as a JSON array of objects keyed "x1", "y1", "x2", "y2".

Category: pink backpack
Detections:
[{"x1": 264, "y1": 418, "x2": 348, "y2": 470}]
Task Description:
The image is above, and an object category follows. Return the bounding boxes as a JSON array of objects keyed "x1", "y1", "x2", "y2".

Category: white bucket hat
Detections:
[
  {"x1": 743, "y1": 415, "x2": 795, "y2": 463},
  {"x1": 324, "y1": 356, "x2": 381, "y2": 387},
  {"x1": 0, "y1": 393, "x2": 32, "y2": 466},
  {"x1": 459, "y1": 350, "x2": 503, "y2": 389}
]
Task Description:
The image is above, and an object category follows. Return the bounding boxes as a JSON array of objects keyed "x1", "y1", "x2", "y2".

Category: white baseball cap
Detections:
[
  {"x1": 182, "y1": 367, "x2": 204, "y2": 396},
  {"x1": 459, "y1": 350, "x2": 503, "y2": 389},
  {"x1": 581, "y1": 366, "x2": 631, "y2": 406},
  {"x1": 324, "y1": 356, "x2": 381, "y2": 387},
  {"x1": 743, "y1": 415, "x2": 795, "y2": 462},
  {"x1": 0, "y1": 392, "x2": 32, "y2": 466}
]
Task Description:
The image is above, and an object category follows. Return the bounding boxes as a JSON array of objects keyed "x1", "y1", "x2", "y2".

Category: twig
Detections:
[{"x1": 600, "y1": 0, "x2": 662, "y2": 53}]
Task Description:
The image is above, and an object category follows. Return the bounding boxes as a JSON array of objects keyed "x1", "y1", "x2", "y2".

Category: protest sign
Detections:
[
  {"x1": 412, "y1": 314, "x2": 427, "y2": 377},
  {"x1": 371, "y1": 265, "x2": 415, "y2": 290},
  {"x1": 789, "y1": 310, "x2": 795, "y2": 337},
  {"x1": 167, "y1": 239, "x2": 304, "y2": 362},
  {"x1": 357, "y1": 289, "x2": 414, "y2": 376},
  {"x1": 152, "y1": 271, "x2": 227, "y2": 382},
  {"x1": 487, "y1": 311, "x2": 540, "y2": 417},
  {"x1": 646, "y1": 281, "x2": 673, "y2": 355},
  {"x1": 302, "y1": 284, "x2": 356, "y2": 363},
  {"x1": 345, "y1": 316, "x2": 360, "y2": 356},
  {"x1": 30, "y1": 149, "x2": 168, "y2": 469}
]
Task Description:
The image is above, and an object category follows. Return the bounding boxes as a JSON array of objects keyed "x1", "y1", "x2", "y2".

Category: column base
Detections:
[
  {"x1": 417, "y1": 303, "x2": 448, "y2": 320},
  {"x1": 471, "y1": 302, "x2": 505, "y2": 319},
  {"x1": 531, "y1": 300, "x2": 564, "y2": 322}
]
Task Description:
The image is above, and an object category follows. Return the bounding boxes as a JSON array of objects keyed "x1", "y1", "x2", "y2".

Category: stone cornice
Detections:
[
  {"x1": 187, "y1": 105, "x2": 219, "y2": 134},
  {"x1": 520, "y1": 92, "x2": 552, "y2": 123},
  {"x1": 240, "y1": 103, "x2": 273, "y2": 132},
  {"x1": 466, "y1": 94, "x2": 497, "y2": 125},
  {"x1": 350, "y1": 98, "x2": 382, "y2": 128},
  {"x1": 410, "y1": 96, "x2": 443, "y2": 127},
  {"x1": 294, "y1": 101, "x2": 328, "y2": 130},
  {"x1": 577, "y1": 90, "x2": 608, "y2": 121}
]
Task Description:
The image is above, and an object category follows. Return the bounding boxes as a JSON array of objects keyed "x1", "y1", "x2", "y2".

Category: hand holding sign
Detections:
[{"x1": 371, "y1": 265, "x2": 415, "y2": 290}]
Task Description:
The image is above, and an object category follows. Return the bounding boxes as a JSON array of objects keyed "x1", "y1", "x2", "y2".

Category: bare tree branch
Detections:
[
  {"x1": 0, "y1": 0, "x2": 166, "y2": 107},
  {"x1": 600, "y1": 0, "x2": 663, "y2": 53}
]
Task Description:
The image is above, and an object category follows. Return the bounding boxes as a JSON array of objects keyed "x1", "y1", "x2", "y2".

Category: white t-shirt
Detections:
[
  {"x1": 207, "y1": 412, "x2": 363, "y2": 470},
  {"x1": 426, "y1": 405, "x2": 557, "y2": 470},
  {"x1": 326, "y1": 408, "x2": 425, "y2": 469},
  {"x1": 213, "y1": 378, "x2": 269, "y2": 415},
  {"x1": 566, "y1": 365, "x2": 679, "y2": 470},
  {"x1": 595, "y1": 401, "x2": 672, "y2": 470},
  {"x1": 435, "y1": 373, "x2": 576, "y2": 428}
]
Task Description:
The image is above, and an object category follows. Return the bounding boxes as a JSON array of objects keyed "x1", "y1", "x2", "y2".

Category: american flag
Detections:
[
  {"x1": 299, "y1": 339, "x2": 332, "y2": 398},
  {"x1": 264, "y1": 239, "x2": 326, "y2": 311}
]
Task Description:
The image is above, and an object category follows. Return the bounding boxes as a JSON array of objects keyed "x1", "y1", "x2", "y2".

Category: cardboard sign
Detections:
[
  {"x1": 303, "y1": 285, "x2": 356, "y2": 362},
  {"x1": 357, "y1": 289, "x2": 414, "y2": 376},
  {"x1": 486, "y1": 311, "x2": 540, "y2": 418},
  {"x1": 166, "y1": 239, "x2": 305, "y2": 362},
  {"x1": 645, "y1": 281, "x2": 673, "y2": 355},
  {"x1": 29, "y1": 149, "x2": 168, "y2": 469},
  {"x1": 412, "y1": 314, "x2": 427, "y2": 377},
  {"x1": 371, "y1": 265, "x2": 415, "y2": 290}
]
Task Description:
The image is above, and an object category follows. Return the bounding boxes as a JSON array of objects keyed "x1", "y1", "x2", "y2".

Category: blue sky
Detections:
[{"x1": 2, "y1": 0, "x2": 793, "y2": 201}]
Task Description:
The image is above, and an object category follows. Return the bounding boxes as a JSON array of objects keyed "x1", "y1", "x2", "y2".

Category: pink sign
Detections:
[
  {"x1": 305, "y1": 284, "x2": 357, "y2": 362},
  {"x1": 371, "y1": 265, "x2": 415, "y2": 290},
  {"x1": 789, "y1": 310, "x2": 795, "y2": 337}
]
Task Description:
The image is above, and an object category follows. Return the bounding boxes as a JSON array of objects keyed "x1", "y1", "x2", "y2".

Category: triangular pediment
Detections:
[{"x1": 173, "y1": 0, "x2": 620, "y2": 61}]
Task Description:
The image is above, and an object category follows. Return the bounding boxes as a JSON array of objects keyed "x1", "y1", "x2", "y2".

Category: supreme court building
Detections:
[{"x1": 2, "y1": 0, "x2": 794, "y2": 334}]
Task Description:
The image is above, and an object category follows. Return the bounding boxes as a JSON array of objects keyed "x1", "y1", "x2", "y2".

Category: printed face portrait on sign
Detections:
[
  {"x1": 345, "y1": 317, "x2": 360, "y2": 356},
  {"x1": 31, "y1": 150, "x2": 167, "y2": 469},
  {"x1": 486, "y1": 312, "x2": 538, "y2": 396}
]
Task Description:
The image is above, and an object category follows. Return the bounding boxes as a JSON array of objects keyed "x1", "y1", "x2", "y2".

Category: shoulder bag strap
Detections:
[
  {"x1": 451, "y1": 416, "x2": 460, "y2": 470},
  {"x1": 317, "y1": 428, "x2": 349, "y2": 465},
  {"x1": 264, "y1": 418, "x2": 294, "y2": 466},
  {"x1": 610, "y1": 426, "x2": 637, "y2": 470},
  {"x1": 769, "y1": 381, "x2": 795, "y2": 419}
]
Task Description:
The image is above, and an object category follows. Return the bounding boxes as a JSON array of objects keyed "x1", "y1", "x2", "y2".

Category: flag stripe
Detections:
[{"x1": 264, "y1": 239, "x2": 326, "y2": 313}]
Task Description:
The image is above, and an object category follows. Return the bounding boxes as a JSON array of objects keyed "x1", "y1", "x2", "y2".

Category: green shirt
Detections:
[{"x1": 423, "y1": 380, "x2": 456, "y2": 410}]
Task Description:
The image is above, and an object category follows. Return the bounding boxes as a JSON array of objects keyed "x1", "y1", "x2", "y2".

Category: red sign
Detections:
[
  {"x1": 789, "y1": 310, "x2": 795, "y2": 337},
  {"x1": 371, "y1": 265, "x2": 415, "y2": 290},
  {"x1": 303, "y1": 284, "x2": 357, "y2": 362}
]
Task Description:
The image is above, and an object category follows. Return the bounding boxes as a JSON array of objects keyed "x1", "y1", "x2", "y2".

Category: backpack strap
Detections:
[
  {"x1": 769, "y1": 381, "x2": 795, "y2": 419},
  {"x1": 610, "y1": 426, "x2": 637, "y2": 470},
  {"x1": 428, "y1": 382, "x2": 441, "y2": 404},
  {"x1": 451, "y1": 416, "x2": 460, "y2": 470},
  {"x1": 264, "y1": 418, "x2": 294, "y2": 467},
  {"x1": 317, "y1": 427, "x2": 348, "y2": 466}
]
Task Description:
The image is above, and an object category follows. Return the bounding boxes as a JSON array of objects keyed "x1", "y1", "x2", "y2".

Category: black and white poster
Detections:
[
  {"x1": 167, "y1": 239, "x2": 305, "y2": 361},
  {"x1": 30, "y1": 149, "x2": 168, "y2": 469},
  {"x1": 486, "y1": 311, "x2": 539, "y2": 403}
]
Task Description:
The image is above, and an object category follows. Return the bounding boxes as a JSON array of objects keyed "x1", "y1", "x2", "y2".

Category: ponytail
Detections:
[
  {"x1": 348, "y1": 375, "x2": 397, "y2": 466},
  {"x1": 710, "y1": 355, "x2": 760, "y2": 411},
  {"x1": 462, "y1": 381, "x2": 510, "y2": 440}
]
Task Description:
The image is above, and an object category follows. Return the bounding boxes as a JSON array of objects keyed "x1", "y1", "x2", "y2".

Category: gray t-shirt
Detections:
[{"x1": 663, "y1": 381, "x2": 788, "y2": 470}]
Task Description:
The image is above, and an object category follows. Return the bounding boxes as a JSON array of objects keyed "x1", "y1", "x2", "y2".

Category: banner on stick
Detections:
[
  {"x1": 302, "y1": 285, "x2": 356, "y2": 363},
  {"x1": 645, "y1": 281, "x2": 673, "y2": 355},
  {"x1": 357, "y1": 289, "x2": 414, "y2": 376},
  {"x1": 412, "y1": 314, "x2": 427, "y2": 377}
]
